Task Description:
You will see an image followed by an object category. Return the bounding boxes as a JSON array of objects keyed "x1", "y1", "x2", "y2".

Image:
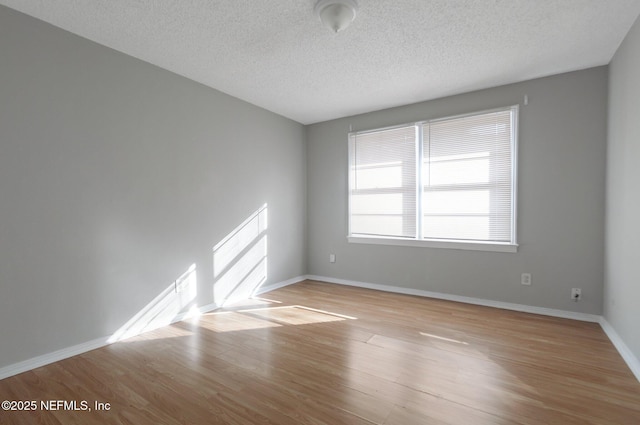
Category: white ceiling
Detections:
[{"x1": 2, "y1": 1, "x2": 640, "y2": 125}]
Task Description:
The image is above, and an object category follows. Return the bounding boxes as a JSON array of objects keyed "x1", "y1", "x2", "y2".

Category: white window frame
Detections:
[{"x1": 347, "y1": 105, "x2": 519, "y2": 253}]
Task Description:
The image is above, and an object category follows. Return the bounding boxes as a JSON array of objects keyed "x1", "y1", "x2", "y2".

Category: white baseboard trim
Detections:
[
  {"x1": 0, "y1": 336, "x2": 109, "y2": 381},
  {"x1": 0, "y1": 275, "x2": 306, "y2": 381},
  {"x1": 254, "y1": 275, "x2": 307, "y2": 296},
  {"x1": 305, "y1": 275, "x2": 601, "y2": 323},
  {"x1": 599, "y1": 318, "x2": 640, "y2": 382},
  {"x1": 197, "y1": 301, "x2": 222, "y2": 315}
]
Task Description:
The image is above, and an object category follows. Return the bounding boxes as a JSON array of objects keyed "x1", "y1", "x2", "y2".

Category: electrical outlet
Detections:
[
  {"x1": 571, "y1": 288, "x2": 582, "y2": 301},
  {"x1": 329, "y1": 253, "x2": 336, "y2": 263},
  {"x1": 521, "y1": 273, "x2": 531, "y2": 286}
]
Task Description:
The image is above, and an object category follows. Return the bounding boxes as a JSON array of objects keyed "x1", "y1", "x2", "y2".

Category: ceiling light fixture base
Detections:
[{"x1": 314, "y1": 0, "x2": 358, "y2": 33}]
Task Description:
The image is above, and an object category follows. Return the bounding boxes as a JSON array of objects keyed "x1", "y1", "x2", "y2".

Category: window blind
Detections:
[
  {"x1": 349, "y1": 125, "x2": 416, "y2": 238},
  {"x1": 423, "y1": 109, "x2": 514, "y2": 242},
  {"x1": 348, "y1": 105, "x2": 517, "y2": 247}
]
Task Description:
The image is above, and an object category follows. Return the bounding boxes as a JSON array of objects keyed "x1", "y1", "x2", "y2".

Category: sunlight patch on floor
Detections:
[
  {"x1": 199, "y1": 310, "x2": 282, "y2": 332},
  {"x1": 223, "y1": 297, "x2": 282, "y2": 309},
  {"x1": 420, "y1": 332, "x2": 469, "y2": 345},
  {"x1": 198, "y1": 304, "x2": 356, "y2": 332},
  {"x1": 240, "y1": 305, "x2": 356, "y2": 325}
]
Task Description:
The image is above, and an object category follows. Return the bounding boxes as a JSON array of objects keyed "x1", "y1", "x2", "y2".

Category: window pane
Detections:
[
  {"x1": 351, "y1": 215, "x2": 406, "y2": 237},
  {"x1": 351, "y1": 193, "x2": 404, "y2": 215},
  {"x1": 349, "y1": 125, "x2": 417, "y2": 238},
  {"x1": 348, "y1": 106, "x2": 516, "y2": 246},
  {"x1": 422, "y1": 216, "x2": 490, "y2": 240},
  {"x1": 425, "y1": 154, "x2": 490, "y2": 186},
  {"x1": 355, "y1": 163, "x2": 402, "y2": 189},
  {"x1": 423, "y1": 108, "x2": 514, "y2": 243},
  {"x1": 423, "y1": 190, "x2": 490, "y2": 215}
]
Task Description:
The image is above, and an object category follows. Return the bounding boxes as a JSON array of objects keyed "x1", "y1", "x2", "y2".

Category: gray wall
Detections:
[
  {"x1": 0, "y1": 6, "x2": 306, "y2": 368},
  {"x1": 307, "y1": 67, "x2": 608, "y2": 314},
  {"x1": 605, "y1": 16, "x2": 640, "y2": 361}
]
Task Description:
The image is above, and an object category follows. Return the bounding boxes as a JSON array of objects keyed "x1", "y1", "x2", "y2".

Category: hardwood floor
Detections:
[{"x1": 1, "y1": 280, "x2": 639, "y2": 424}]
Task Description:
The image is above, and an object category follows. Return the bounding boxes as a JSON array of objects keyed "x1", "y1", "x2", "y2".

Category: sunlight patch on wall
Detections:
[
  {"x1": 213, "y1": 204, "x2": 268, "y2": 307},
  {"x1": 108, "y1": 264, "x2": 197, "y2": 343}
]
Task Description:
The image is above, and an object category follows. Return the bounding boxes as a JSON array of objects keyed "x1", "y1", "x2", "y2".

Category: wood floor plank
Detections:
[{"x1": 1, "y1": 280, "x2": 639, "y2": 424}]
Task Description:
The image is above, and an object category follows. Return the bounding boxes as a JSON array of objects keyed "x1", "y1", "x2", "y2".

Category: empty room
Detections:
[{"x1": 1, "y1": 1, "x2": 640, "y2": 424}]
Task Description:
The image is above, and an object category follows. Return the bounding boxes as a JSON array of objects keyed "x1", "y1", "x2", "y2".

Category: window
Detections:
[{"x1": 348, "y1": 106, "x2": 518, "y2": 252}]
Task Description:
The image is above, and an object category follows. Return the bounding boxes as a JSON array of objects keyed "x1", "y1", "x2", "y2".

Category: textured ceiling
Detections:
[{"x1": 1, "y1": 1, "x2": 640, "y2": 124}]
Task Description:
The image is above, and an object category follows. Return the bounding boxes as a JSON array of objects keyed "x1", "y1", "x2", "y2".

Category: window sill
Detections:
[{"x1": 347, "y1": 236, "x2": 518, "y2": 253}]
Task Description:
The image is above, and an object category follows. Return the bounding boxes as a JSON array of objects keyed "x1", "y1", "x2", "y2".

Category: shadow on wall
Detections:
[
  {"x1": 213, "y1": 204, "x2": 268, "y2": 307},
  {"x1": 108, "y1": 264, "x2": 198, "y2": 343}
]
